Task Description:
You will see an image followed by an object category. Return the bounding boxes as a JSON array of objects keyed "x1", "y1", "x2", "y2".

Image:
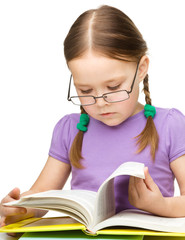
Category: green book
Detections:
[{"x1": 20, "y1": 231, "x2": 143, "y2": 240}]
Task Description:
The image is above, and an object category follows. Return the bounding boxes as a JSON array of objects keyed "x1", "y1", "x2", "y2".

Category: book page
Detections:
[
  {"x1": 5, "y1": 190, "x2": 97, "y2": 227},
  {"x1": 23, "y1": 217, "x2": 79, "y2": 228},
  {"x1": 93, "y1": 162, "x2": 145, "y2": 228},
  {"x1": 93, "y1": 209, "x2": 185, "y2": 233}
]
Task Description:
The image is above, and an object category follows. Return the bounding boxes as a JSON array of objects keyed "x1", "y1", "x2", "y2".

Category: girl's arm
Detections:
[
  {"x1": 166, "y1": 155, "x2": 185, "y2": 217},
  {"x1": 0, "y1": 156, "x2": 71, "y2": 227},
  {"x1": 30, "y1": 156, "x2": 71, "y2": 192},
  {"x1": 128, "y1": 155, "x2": 185, "y2": 217}
]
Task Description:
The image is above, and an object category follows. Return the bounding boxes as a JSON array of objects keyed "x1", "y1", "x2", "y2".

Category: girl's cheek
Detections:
[{"x1": 83, "y1": 106, "x2": 94, "y2": 116}]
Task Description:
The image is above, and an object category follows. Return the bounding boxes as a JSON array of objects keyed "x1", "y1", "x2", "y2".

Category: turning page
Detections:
[{"x1": 93, "y1": 162, "x2": 145, "y2": 228}]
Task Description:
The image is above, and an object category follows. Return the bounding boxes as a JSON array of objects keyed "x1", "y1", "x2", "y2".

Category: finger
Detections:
[
  {"x1": 0, "y1": 216, "x2": 6, "y2": 227},
  {"x1": 144, "y1": 167, "x2": 158, "y2": 191},
  {"x1": 7, "y1": 232, "x2": 17, "y2": 237},
  {"x1": 7, "y1": 232, "x2": 23, "y2": 238},
  {"x1": 133, "y1": 177, "x2": 148, "y2": 198},
  {"x1": 4, "y1": 213, "x2": 27, "y2": 226},
  {"x1": 8, "y1": 188, "x2": 21, "y2": 200},
  {"x1": 1, "y1": 188, "x2": 21, "y2": 205},
  {"x1": 128, "y1": 176, "x2": 139, "y2": 202},
  {"x1": 2, "y1": 206, "x2": 27, "y2": 217}
]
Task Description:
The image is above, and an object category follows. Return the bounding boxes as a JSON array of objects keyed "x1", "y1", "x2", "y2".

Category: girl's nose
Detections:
[{"x1": 95, "y1": 96, "x2": 109, "y2": 107}]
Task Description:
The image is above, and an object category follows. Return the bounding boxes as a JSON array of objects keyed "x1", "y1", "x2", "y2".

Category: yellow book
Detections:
[{"x1": 1, "y1": 216, "x2": 185, "y2": 238}]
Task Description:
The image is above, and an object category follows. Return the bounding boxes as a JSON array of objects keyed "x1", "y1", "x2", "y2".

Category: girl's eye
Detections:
[
  {"x1": 108, "y1": 84, "x2": 121, "y2": 91},
  {"x1": 80, "y1": 89, "x2": 92, "y2": 94}
]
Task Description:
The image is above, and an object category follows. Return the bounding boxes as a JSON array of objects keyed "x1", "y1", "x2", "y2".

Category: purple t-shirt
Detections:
[{"x1": 49, "y1": 107, "x2": 185, "y2": 213}]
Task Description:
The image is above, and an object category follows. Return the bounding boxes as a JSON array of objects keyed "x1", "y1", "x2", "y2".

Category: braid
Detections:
[
  {"x1": 143, "y1": 74, "x2": 152, "y2": 105},
  {"x1": 69, "y1": 106, "x2": 86, "y2": 169},
  {"x1": 135, "y1": 74, "x2": 159, "y2": 161}
]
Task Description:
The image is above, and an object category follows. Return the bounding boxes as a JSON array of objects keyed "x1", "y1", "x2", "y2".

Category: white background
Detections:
[{"x1": 1, "y1": 0, "x2": 185, "y2": 209}]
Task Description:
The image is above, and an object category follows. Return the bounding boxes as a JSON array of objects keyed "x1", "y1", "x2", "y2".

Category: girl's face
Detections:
[{"x1": 68, "y1": 51, "x2": 148, "y2": 126}]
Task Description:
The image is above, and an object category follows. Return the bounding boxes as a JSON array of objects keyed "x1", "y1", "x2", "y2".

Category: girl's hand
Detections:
[
  {"x1": 128, "y1": 167, "x2": 167, "y2": 216},
  {"x1": 0, "y1": 188, "x2": 28, "y2": 226},
  {"x1": 0, "y1": 188, "x2": 47, "y2": 236},
  {"x1": 0, "y1": 188, "x2": 34, "y2": 237}
]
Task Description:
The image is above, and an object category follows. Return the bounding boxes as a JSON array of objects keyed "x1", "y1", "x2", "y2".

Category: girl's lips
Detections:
[{"x1": 100, "y1": 112, "x2": 115, "y2": 117}]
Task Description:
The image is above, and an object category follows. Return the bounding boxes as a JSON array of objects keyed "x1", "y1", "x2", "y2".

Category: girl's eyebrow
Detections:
[
  {"x1": 105, "y1": 75, "x2": 127, "y2": 82},
  {"x1": 74, "y1": 83, "x2": 91, "y2": 88}
]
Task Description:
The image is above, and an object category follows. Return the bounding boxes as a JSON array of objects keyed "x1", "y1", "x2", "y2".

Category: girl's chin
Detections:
[{"x1": 100, "y1": 118, "x2": 124, "y2": 127}]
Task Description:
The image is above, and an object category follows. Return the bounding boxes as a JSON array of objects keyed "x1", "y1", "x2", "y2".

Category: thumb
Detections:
[
  {"x1": 0, "y1": 216, "x2": 6, "y2": 227},
  {"x1": 144, "y1": 167, "x2": 158, "y2": 191},
  {"x1": 8, "y1": 187, "x2": 21, "y2": 200}
]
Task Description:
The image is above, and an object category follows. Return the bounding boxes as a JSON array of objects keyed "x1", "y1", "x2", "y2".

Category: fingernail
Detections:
[
  {"x1": 0, "y1": 222, "x2": 5, "y2": 227},
  {"x1": 21, "y1": 209, "x2": 26, "y2": 214}
]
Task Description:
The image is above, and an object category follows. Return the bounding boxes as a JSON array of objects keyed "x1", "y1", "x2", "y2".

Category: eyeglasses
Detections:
[{"x1": 67, "y1": 61, "x2": 140, "y2": 106}]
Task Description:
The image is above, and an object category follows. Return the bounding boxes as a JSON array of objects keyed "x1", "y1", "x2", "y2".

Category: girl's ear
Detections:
[{"x1": 138, "y1": 55, "x2": 149, "y2": 83}]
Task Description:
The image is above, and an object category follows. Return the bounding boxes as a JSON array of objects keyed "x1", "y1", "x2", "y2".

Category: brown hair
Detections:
[{"x1": 64, "y1": 5, "x2": 159, "y2": 168}]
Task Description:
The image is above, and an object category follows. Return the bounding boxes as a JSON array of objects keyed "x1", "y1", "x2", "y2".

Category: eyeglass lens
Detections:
[{"x1": 71, "y1": 90, "x2": 129, "y2": 106}]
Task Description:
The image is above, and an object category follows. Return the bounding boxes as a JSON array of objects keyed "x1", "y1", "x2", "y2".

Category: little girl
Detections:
[{"x1": 1, "y1": 4, "x2": 185, "y2": 230}]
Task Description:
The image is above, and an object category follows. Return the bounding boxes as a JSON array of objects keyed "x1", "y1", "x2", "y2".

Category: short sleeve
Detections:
[
  {"x1": 48, "y1": 115, "x2": 76, "y2": 164},
  {"x1": 166, "y1": 108, "x2": 185, "y2": 162}
]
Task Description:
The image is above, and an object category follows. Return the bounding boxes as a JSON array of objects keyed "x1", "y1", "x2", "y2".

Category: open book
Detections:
[{"x1": 4, "y1": 162, "x2": 185, "y2": 235}]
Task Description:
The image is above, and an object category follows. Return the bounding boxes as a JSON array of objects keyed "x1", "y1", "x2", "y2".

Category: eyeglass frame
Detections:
[{"x1": 67, "y1": 59, "x2": 140, "y2": 106}]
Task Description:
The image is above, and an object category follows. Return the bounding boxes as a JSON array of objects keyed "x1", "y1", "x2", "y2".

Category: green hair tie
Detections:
[
  {"x1": 77, "y1": 114, "x2": 90, "y2": 132},
  {"x1": 144, "y1": 104, "x2": 156, "y2": 118}
]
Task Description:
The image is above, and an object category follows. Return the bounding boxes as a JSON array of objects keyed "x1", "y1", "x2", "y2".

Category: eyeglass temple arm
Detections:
[
  {"x1": 128, "y1": 59, "x2": 141, "y2": 94},
  {"x1": 67, "y1": 74, "x2": 72, "y2": 101}
]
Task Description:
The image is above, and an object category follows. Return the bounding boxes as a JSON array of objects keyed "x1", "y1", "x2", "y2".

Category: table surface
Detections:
[{"x1": 0, "y1": 232, "x2": 20, "y2": 240}]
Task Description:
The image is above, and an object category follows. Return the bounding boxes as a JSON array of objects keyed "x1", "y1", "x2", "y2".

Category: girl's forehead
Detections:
[{"x1": 68, "y1": 52, "x2": 136, "y2": 79}]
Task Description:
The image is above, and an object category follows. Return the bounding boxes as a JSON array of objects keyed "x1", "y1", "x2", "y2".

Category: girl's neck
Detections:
[{"x1": 131, "y1": 102, "x2": 144, "y2": 117}]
